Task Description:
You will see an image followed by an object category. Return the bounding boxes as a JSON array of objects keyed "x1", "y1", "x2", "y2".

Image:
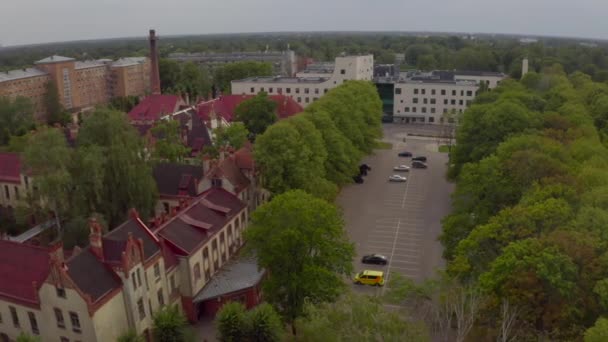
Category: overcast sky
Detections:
[{"x1": 1, "y1": 0, "x2": 606, "y2": 46}]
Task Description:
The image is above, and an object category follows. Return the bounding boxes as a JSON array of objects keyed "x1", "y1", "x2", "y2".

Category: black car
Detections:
[
  {"x1": 412, "y1": 160, "x2": 428, "y2": 169},
  {"x1": 412, "y1": 156, "x2": 427, "y2": 162},
  {"x1": 353, "y1": 175, "x2": 364, "y2": 184},
  {"x1": 361, "y1": 254, "x2": 388, "y2": 265},
  {"x1": 360, "y1": 164, "x2": 372, "y2": 171},
  {"x1": 398, "y1": 151, "x2": 413, "y2": 157}
]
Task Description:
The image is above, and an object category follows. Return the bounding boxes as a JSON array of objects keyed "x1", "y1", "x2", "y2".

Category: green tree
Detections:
[
  {"x1": 217, "y1": 302, "x2": 248, "y2": 342},
  {"x1": 15, "y1": 333, "x2": 40, "y2": 342},
  {"x1": 109, "y1": 96, "x2": 140, "y2": 113},
  {"x1": 244, "y1": 190, "x2": 354, "y2": 334},
  {"x1": 77, "y1": 109, "x2": 158, "y2": 226},
  {"x1": 214, "y1": 61, "x2": 273, "y2": 93},
  {"x1": 235, "y1": 92, "x2": 278, "y2": 137},
  {"x1": 297, "y1": 293, "x2": 428, "y2": 342},
  {"x1": 214, "y1": 122, "x2": 250, "y2": 149},
  {"x1": 152, "y1": 305, "x2": 189, "y2": 342},
  {"x1": 585, "y1": 317, "x2": 608, "y2": 342},
  {"x1": 159, "y1": 58, "x2": 182, "y2": 92},
  {"x1": 0, "y1": 96, "x2": 34, "y2": 145},
  {"x1": 247, "y1": 303, "x2": 283, "y2": 342},
  {"x1": 180, "y1": 62, "x2": 211, "y2": 102},
  {"x1": 151, "y1": 120, "x2": 191, "y2": 162},
  {"x1": 417, "y1": 54, "x2": 437, "y2": 70},
  {"x1": 117, "y1": 330, "x2": 145, "y2": 342},
  {"x1": 23, "y1": 126, "x2": 73, "y2": 232},
  {"x1": 44, "y1": 81, "x2": 70, "y2": 125}
]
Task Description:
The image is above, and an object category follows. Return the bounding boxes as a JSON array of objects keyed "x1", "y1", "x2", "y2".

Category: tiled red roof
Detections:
[
  {"x1": 217, "y1": 157, "x2": 250, "y2": 193},
  {"x1": 155, "y1": 188, "x2": 246, "y2": 255},
  {"x1": 234, "y1": 144, "x2": 254, "y2": 170},
  {"x1": 0, "y1": 152, "x2": 22, "y2": 184},
  {"x1": 197, "y1": 95, "x2": 302, "y2": 122},
  {"x1": 128, "y1": 94, "x2": 183, "y2": 122},
  {"x1": 0, "y1": 240, "x2": 50, "y2": 306}
]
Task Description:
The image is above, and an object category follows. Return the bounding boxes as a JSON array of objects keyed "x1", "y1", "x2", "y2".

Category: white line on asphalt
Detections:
[
  {"x1": 390, "y1": 252, "x2": 420, "y2": 258},
  {"x1": 390, "y1": 266, "x2": 419, "y2": 272},
  {"x1": 390, "y1": 259, "x2": 419, "y2": 265}
]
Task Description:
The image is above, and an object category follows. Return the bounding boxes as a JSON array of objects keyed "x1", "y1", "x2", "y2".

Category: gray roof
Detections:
[
  {"x1": 234, "y1": 76, "x2": 327, "y2": 84},
  {"x1": 75, "y1": 60, "x2": 106, "y2": 69},
  {"x1": 112, "y1": 57, "x2": 147, "y2": 67},
  {"x1": 194, "y1": 257, "x2": 265, "y2": 302},
  {"x1": 0, "y1": 68, "x2": 48, "y2": 83},
  {"x1": 455, "y1": 70, "x2": 505, "y2": 77},
  {"x1": 34, "y1": 55, "x2": 75, "y2": 64}
]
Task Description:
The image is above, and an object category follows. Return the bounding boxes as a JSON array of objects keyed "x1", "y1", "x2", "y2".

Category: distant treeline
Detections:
[{"x1": 2, "y1": 33, "x2": 608, "y2": 81}]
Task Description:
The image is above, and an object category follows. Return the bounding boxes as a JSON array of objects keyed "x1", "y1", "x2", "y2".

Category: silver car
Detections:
[
  {"x1": 393, "y1": 165, "x2": 410, "y2": 172},
  {"x1": 389, "y1": 175, "x2": 407, "y2": 182}
]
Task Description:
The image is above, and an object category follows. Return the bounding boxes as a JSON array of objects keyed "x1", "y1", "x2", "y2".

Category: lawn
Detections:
[
  {"x1": 438, "y1": 145, "x2": 452, "y2": 153},
  {"x1": 375, "y1": 141, "x2": 393, "y2": 149}
]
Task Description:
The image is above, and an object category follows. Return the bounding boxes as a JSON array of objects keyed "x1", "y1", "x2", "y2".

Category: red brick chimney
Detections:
[
  {"x1": 149, "y1": 29, "x2": 161, "y2": 95},
  {"x1": 89, "y1": 217, "x2": 104, "y2": 260}
]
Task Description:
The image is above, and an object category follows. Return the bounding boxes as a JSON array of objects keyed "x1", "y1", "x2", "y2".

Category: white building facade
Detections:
[{"x1": 231, "y1": 55, "x2": 374, "y2": 108}]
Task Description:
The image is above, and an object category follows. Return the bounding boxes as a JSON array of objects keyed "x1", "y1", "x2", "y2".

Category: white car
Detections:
[
  {"x1": 393, "y1": 165, "x2": 410, "y2": 172},
  {"x1": 389, "y1": 175, "x2": 407, "y2": 182}
]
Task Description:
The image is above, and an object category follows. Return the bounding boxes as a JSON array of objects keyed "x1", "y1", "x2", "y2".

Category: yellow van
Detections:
[{"x1": 354, "y1": 270, "x2": 385, "y2": 286}]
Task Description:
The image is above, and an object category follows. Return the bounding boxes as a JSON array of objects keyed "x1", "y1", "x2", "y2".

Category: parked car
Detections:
[
  {"x1": 353, "y1": 175, "x2": 364, "y2": 183},
  {"x1": 412, "y1": 161, "x2": 428, "y2": 169},
  {"x1": 354, "y1": 270, "x2": 385, "y2": 286},
  {"x1": 389, "y1": 175, "x2": 407, "y2": 182},
  {"x1": 360, "y1": 164, "x2": 372, "y2": 171},
  {"x1": 393, "y1": 165, "x2": 410, "y2": 172},
  {"x1": 361, "y1": 254, "x2": 388, "y2": 265},
  {"x1": 398, "y1": 151, "x2": 413, "y2": 157},
  {"x1": 412, "y1": 156, "x2": 427, "y2": 162}
]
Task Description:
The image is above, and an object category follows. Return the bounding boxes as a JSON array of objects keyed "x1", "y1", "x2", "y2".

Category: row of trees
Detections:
[
  {"x1": 441, "y1": 65, "x2": 608, "y2": 339},
  {"x1": 16, "y1": 109, "x2": 158, "y2": 244},
  {"x1": 254, "y1": 80, "x2": 383, "y2": 201},
  {"x1": 159, "y1": 59, "x2": 212, "y2": 102}
]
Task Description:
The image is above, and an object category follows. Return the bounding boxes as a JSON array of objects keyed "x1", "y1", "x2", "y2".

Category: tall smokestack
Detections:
[
  {"x1": 521, "y1": 57, "x2": 529, "y2": 79},
  {"x1": 149, "y1": 29, "x2": 161, "y2": 95}
]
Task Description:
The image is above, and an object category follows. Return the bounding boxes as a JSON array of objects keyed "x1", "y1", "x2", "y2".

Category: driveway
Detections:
[{"x1": 337, "y1": 123, "x2": 455, "y2": 294}]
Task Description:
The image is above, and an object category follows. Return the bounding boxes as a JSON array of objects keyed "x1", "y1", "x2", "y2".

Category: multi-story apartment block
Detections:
[
  {"x1": 378, "y1": 69, "x2": 506, "y2": 124},
  {"x1": 231, "y1": 55, "x2": 374, "y2": 108},
  {"x1": 0, "y1": 187, "x2": 257, "y2": 341},
  {"x1": 0, "y1": 56, "x2": 151, "y2": 121}
]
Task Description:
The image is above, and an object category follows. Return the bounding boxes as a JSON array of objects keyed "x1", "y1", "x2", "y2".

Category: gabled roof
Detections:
[
  {"x1": 209, "y1": 156, "x2": 250, "y2": 193},
  {"x1": 128, "y1": 94, "x2": 183, "y2": 122},
  {"x1": 66, "y1": 249, "x2": 122, "y2": 303},
  {"x1": 34, "y1": 55, "x2": 75, "y2": 64},
  {"x1": 194, "y1": 257, "x2": 264, "y2": 302},
  {"x1": 156, "y1": 188, "x2": 246, "y2": 255},
  {"x1": 0, "y1": 152, "x2": 22, "y2": 184},
  {"x1": 234, "y1": 144, "x2": 254, "y2": 170},
  {"x1": 0, "y1": 240, "x2": 50, "y2": 306},
  {"x1": 153, "y1": 163, "x2": 204, "y2": 198},
  {"x1": 186, "y1": 110, "x2": 213, "y2": 157},
  {"x1": 105, "y1": 217, "x2": 160, "y2": 262},
  {"x1": 197, "y1": 95, "x2": 302, "y2": 122}
]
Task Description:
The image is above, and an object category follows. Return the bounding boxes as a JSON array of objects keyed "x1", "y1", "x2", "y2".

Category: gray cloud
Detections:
[{"x1": 1, "y1": 0, "x2": 606, "y2": 46}]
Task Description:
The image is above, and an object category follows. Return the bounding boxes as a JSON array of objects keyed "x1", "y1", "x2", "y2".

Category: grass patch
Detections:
[
  {"x1": 375, "y1": 141, "x2": 393, "y2": 149},
  {"x1": 438, "y1": 145, "x2": 451, "y2": 153}
]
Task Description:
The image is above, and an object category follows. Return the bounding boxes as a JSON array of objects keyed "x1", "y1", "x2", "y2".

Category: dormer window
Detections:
[{"x1": 212, "y1": 178, "x2": 223, "y2": 187}]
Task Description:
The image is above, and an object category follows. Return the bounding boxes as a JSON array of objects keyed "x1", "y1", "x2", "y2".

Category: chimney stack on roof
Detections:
[{"x1": 89, "y1": 217, "x2": 104, "y2": 260}]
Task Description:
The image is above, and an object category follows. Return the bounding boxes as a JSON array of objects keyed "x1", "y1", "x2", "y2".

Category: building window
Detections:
[
  {"x1": 212, "y1": 178, "x2": 223, "y2": 187},
  {"x1": 452, "y1": 90, "x2": 456, "y2": 96},
  {"x1": 4, "y1": 186, "x2": 9, "y2": 200},
  {"x1": 324, "y1": 89, "x2": 329, "y2": 94},
  {"x1": 137, "y1": 299, "x2": 146, "y2": 320},
  {"x1": 431, "y1": 89, "x2": 436, "y2": 95},
  {"x1": 269, "y1": 87, "x2": 273, "y2": 93},
  {"x1": 413, "y1": 88, "x2": 419, "y2": 95},
  {"x1": 136, "y1": 269, "x2": 142, "y2": 287},
  {"x1": 412, "y1": 107, "x2": 417, "y2": 113},
  {"x1": 395, "y1": 88, "x2": 401, "y2": 95},
  {"x1": 54, "y1": 308, "x2": 65, "y2": 328},
  {"x1": 250, "y1": 87, "x2": 254, "y2": 93},
  {"x1": 260, "y1": 87, "x2": 264, "y2": 92},
  {"x1": 170, "y1": 275, "x2": 176, "y2": 294},
  {"x1": 305, "y1": 97, "x2": 309, "y2": 103},
  {"x1": 154, "y1": 263, "x2": 160, "y2": 282},
  {"x1": 461, "y1": 90, "x2": 464, "y2": 96},
  {"x1": 9, "y1": 306, "x2": 18, "y2": 327},
  {"x1": 340, "y1": 69, "x2": 345, "y2": 74},
  {"x1": 0, "y1": 311, "x2": 2, "y2": 323},
  {"x1": 451, "y1": 99, "x2": 456, "y2": 105},
  {"x1": 314, "y1": 88, "x2": 319, "y2": 94},
  {"x1": 441, "y1": 89, "x2": 446, "y2": 95},
  {"x1": 459, "y1": 100, "x2": 464, "y2": 105},
  {"x1": 194, "y1": 263, "x2": 201, "y2": 280},
  {"x1": 443, "y1": 108, "x2": 448, "y2": 114},
  {"x1": 28, "y1": 312, "x2": 39, "y2": 335},
  {"x1": 429, "y1": 117, "x2": 435, "y2": 123},
  {"x1": 443, "y1": 99, "x2": 448, "y2": 105},
  {"x1": 431, "y1": 108, "x2": 436, "y2": 114},
  {"x1": 404, "y1": 107, "x2": 410, "y2": 112},
  {"x1": 295, "y1": 88, "x2": 300, "y2": 94},
  {"x1": 286, "y1": 88, "x2": 291, "y2": 93},
  {"x1": 56, "y1": 287, "x2": 66, "y2": 298},
  {"x1": 421, "y1": 89, "x2": 426, "y2": 95},
  {"x1": 413, "y1": 98, "x2": 418, "y2": 104},
  {"x1": 423, "y1": 98, "x2": 428, "y2": 104},
  {"x1": 304, "y1": 88, "x2": 309, "y2": 94},
  {"x1": 466, "y1": 90, "x2": 473, "y2": 96},
  {"x1": 297, "y1": 97, "x2": 302, "y2": 103},
  {"x1": 132, "y1": 272, "x2": 137, "y2": 289},
  {"x1": 430, "y1": 98, "x2": 436, "y2": 104},
  {"x1": 69, "y1": 312, "x2": 81, "y2": 333},
  {"x1": 422, "y1": 107, "x2": 427, "y2": 113},
  {"x1": 61, "y1": 338, "x2": 69, "y2": 342},
  {"x1": 466, "y1": 100, "x2": 472, "y2": 106},
  {"x1": 158, "y1": 289, "x2": 164, "y2": 307}
]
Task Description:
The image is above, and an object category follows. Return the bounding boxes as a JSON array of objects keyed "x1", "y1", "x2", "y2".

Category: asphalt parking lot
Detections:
[{"x1": 337, "y1": 123, "x2": 455, "y2": 295}]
